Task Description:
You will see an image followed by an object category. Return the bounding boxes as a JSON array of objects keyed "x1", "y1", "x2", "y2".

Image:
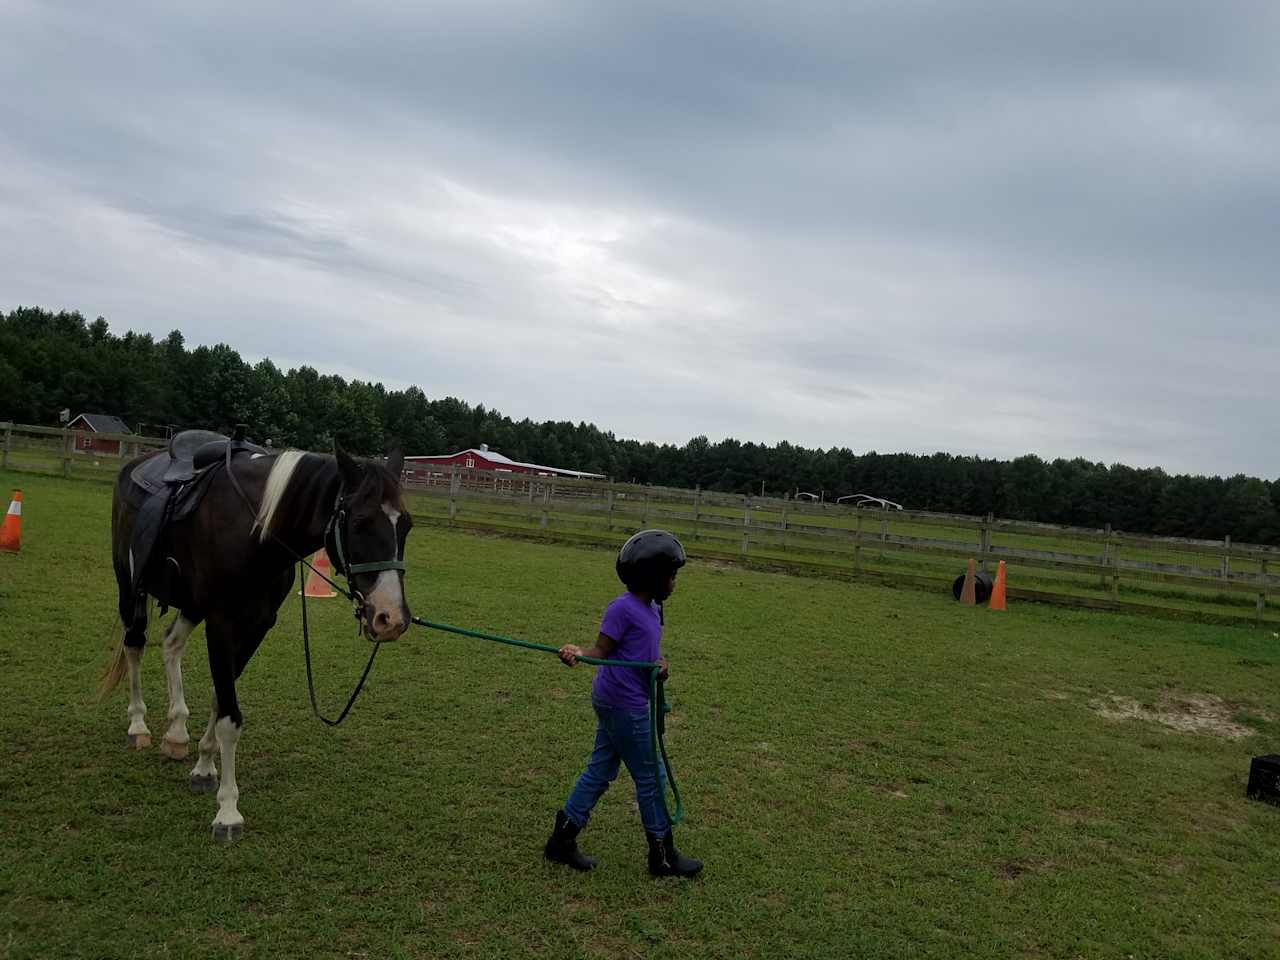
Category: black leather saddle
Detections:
[
  {"x1": 130, "y1": 429, "x2": 268, "y2": 500},
  {"x1": 122, "y1": 428, "x2": 268, "y2": 640}
]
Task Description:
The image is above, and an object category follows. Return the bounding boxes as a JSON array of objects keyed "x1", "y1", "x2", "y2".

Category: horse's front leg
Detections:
[
  {"x1": 159, "y1": 615, "x2": 199, "y2": 760},
  {"x1": 206, "y1": 613, "x2": 276, "y2": 842}
]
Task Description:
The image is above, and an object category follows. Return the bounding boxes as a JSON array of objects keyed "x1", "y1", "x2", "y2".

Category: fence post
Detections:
[
  {"x1": 527, "y1": 477, "x2": 535, "y2": 523},
  {"x1": 780, "y1": 500, "x2": 789, "y2": 553},
  {"x1": 979, "y1": 513, "x2": 992, "y2": 572},
  {"x1": 448, "y1": 464, "x2": 458, "y2": 521},
  {"x1": 606, "y1": 488, "x2": 614, "y2": 532},
  {"x1": 853, "y1": 511, "x2": 862, "y2": 572},
  {"x1": 1259, "y1": 559, "x2": 1269, "y2": 624},
  {"x1": 692, "y1": 484, "x2": 701, "y2": 542},
  {"x1": 62, "y1": 429, "x2": 72, "y2": 478},
  {"x1": 1222, "y1": 535, "x2": 1231, "y2": 579},
  {"x1": 540, "y1": 482, "x2": 550, "y2": 529},
  {"x1": 641, "y1": 488, "x2": 649, "y2": 528},
  {"x1": 1101, "y1": 523, "x2": 1112, "y2": 591},
  {"x1": 1111, "y1": 541, "x2": 1121, "y2": 599},
  {"x1": 741, "y1": 496, "x2": 751, "y2": 555},
  {"x1": 2, "y1": 422, "x2": 11, "y2": 470}
]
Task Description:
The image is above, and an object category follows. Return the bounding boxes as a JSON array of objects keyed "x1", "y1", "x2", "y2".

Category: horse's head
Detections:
[{"x1": 329, "y1": 444, "x2": 412, "y2": 642}]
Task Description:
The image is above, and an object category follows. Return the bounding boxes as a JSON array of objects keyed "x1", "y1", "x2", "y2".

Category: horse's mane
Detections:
[{"x1": 255, "y1": 451, "x2": 309, "y2": 542}]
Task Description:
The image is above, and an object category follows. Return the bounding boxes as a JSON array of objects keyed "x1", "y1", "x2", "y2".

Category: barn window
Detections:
[
  {"x1": 82, "y1": 437, "x2": 92, "y2": 449},
  {"x1": 465, "y1": 457, "x2": 474, "y2": 469}
]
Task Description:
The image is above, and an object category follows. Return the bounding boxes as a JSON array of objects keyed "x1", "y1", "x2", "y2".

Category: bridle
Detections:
[{"x1": 323, "y1": 486, "x2": 407, "y2": 591}]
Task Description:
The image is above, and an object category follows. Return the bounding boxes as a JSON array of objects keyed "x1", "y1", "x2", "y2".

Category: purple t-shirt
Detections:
[{"x1": 591, "y1": 592, "x2": 661, "y2": 710}]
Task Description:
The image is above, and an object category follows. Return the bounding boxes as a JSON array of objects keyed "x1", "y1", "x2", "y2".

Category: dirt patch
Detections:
[
  {"x1": 1089, "y1": 692, "x2": 1263, "y2": 740},
  {"x1": 996, "y1": 857, "x2": 1049, "y2": 881}
]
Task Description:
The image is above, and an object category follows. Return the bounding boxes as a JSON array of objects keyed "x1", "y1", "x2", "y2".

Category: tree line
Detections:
[{"x1": 2, "y1": 306, "x2": 1277, "y2": 544}]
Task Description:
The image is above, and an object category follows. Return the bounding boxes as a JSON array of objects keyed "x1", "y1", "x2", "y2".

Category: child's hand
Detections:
[
  {"x1": 559, "y1": 644, "x2": 583, "y2": 666},
  {"x1": 657, "y1": 656, "x2": 669, "y2": 681}
]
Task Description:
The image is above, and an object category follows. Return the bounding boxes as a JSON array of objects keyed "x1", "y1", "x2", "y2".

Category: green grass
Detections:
[{"x1": 3, "y1": 470, "x2": 1280, "y2": 959}]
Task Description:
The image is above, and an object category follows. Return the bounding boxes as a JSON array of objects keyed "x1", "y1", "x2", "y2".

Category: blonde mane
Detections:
[{"x1": 255, "y1": 451, "x2": 307, "y2": 542}]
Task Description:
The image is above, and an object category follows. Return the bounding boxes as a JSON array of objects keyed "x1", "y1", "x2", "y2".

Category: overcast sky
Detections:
[{"x1": 2, "y1": 1, "x2": 1277, "y2": 477}]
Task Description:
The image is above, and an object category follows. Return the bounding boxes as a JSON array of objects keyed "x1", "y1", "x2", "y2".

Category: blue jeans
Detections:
[{"x1": 564, "y1": 697, "x2": 669, "y2": 835}]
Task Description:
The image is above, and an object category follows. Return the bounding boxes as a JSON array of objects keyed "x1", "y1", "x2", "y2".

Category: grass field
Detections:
[{"x1": 2, "y1": 469, "x2": 1280, "y2": 959}]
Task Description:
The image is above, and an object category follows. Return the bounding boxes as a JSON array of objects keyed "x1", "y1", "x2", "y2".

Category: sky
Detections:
[{"x1": 2, "y1": 1, "x2": 1277, "y2": 478}]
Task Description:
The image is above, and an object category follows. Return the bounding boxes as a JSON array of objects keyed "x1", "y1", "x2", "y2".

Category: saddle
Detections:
[{"x1": 123, "y1": 428, "x2": 268, "y2": 641}]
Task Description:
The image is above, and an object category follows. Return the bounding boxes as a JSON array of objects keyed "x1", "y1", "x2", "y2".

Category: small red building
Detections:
[
  {"x1": 404, "y1": 444, "x2": 605, "y2": 485},
  {"x1": 67, "y1": 413, "x2": 132, "y2": 457}
]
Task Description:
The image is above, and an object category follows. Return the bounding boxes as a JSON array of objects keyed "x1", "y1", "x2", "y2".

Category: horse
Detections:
[{"x1": 100, "y1": 437, "x2": 412, "y2": 841}]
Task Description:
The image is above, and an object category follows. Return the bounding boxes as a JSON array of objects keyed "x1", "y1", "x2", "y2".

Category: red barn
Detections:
[
  {"x1": 67, "y1": 413, "x2": 132, "y2": 457},
  {"x1": 404, "y1": 443, "x2": 604, "y2": 485}
]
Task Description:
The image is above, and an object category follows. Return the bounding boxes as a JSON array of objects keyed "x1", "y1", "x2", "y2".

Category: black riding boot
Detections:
[
  {"x1": 544, "y1": 810, "x2": 596, "y2": 871},
  {"x1": 646, "y1": 829, "x2": 703, "y2": 878}
]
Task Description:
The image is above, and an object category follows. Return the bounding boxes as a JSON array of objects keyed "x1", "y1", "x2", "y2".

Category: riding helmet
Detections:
[{"x1": 616, "y1": 529, "x2": 687, "y2": 598}]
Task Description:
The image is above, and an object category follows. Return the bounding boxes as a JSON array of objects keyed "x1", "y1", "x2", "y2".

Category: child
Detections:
[{"x1": 543, "y1": 529, "x2": 703, "y2": 878}]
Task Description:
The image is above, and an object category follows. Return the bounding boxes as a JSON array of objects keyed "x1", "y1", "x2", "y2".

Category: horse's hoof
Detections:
[
  {"x1": 212, "y1": 821, "x2": 244, "y2": 843},
  {"x1": 189, "y1": 773, "x2": 218, "y2": 794},
  {"x1": 160, "y1": 738, "x2": 189, "y2": 760},
  {"x1": 125, "y1": 733, "x2": 152, "y2": 750}
]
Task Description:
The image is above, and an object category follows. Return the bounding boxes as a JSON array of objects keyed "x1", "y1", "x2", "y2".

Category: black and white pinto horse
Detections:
[{"x1": 101, "y1": 445, "x2": 412, "y2": 840}]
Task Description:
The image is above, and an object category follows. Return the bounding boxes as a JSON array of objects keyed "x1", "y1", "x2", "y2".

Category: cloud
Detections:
[{"x1": 1, "y1": 0, "x2": 1277, "y2": 476}]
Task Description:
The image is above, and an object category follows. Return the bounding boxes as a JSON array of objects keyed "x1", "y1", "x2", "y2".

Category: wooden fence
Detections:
[
  {"x1": 3, "y1": 423, "x2": 1278, "y2": 625},
  {"x1": 1, "y1": 421, "x2": 168, "y2": 479},
  {"x1": 404, "y1": 466, "x2": 1280, "y2": 627}
]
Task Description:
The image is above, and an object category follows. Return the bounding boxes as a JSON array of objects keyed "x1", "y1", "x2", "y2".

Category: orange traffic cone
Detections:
[
  {"x1": 300, "y1": 549, "x2": 337, "y2": 598},
  {"x1": 0, "y1": 490, "x2": 21, "y2": 553},
  {"x1": 988, "y1": 560, "x2": 1007, "y2": 611},
  {"x1": 959, "y1": 557, "x2": 977, "y2": 605}
]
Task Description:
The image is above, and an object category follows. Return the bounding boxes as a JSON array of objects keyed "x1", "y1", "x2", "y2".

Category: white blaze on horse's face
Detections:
[{"x1": 363, "y1": 503, "x2": 408, "y2": 641}]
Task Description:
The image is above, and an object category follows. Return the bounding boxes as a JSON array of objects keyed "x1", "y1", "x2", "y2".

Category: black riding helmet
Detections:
[{"x1": 616, "y1": 529, "x2": 687, "y2": 601}]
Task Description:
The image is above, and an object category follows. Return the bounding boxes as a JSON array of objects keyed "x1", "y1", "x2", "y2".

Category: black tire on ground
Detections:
[{"x1": 952, "y1": 570, "x2": 994, "y2": 604}]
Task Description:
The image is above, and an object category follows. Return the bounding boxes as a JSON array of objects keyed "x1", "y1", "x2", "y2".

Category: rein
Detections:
[{"x1": 410, "y1": 617, "x2": 685, "y2": 826}]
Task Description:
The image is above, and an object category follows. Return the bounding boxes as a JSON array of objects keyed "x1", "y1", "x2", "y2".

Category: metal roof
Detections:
[
  {"x1": 72, "y1": 413, "x2": 131, "y2": 434},
  {"x1": 404, "y1": 447, "x2": 605, "y2": 479}
]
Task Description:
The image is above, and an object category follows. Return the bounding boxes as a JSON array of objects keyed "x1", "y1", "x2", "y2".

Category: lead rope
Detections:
[{"x1": 411, "y1": 617, "x2": 685, "y2": 826}]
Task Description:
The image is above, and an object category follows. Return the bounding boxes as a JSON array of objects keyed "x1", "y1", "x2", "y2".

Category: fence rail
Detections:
[
  {"x1": 1, "y1": 421, "x2": 167, "y2": 479},
  {"x1": 3, "y1": 423, "x2": 1277, "y2": 625},
  {"x1": 403, "y1": 465, "x2": 1280, "y2": 627}
]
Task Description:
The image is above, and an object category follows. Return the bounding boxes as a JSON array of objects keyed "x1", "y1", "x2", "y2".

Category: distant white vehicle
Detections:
[
  {"x1": 795, "y1": 491, "x2": 820, "y2": 501},
  {"x1": 836, "y1": 493, "x2": 903, "y2": 510}
]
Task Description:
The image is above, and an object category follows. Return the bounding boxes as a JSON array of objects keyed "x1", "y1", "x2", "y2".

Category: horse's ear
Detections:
[
  {"x1": 384, "y1": 440, "x2": 404, "y2": 479},
  {"x1": 334, "y1": 443, "x2": 363, "y2": 490}
]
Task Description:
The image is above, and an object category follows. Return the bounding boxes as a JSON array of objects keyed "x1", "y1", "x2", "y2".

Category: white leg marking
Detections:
[
  {"x1": 161, "y1": 616, "x2": 196, "y2": 754},
  {"x1": 211, "y1": 716, "x2": 244, "y2": 839},
  {"x1": 125, "y1": 646, "x2": 150, "y2": 741},
  {"x1": 189, "y1": 707, "x2": 219, "y2": 789}
]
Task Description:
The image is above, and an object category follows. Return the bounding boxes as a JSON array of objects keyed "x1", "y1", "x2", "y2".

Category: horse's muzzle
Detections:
[{"x1": 364, "y1": 603, "x2": 409, "y2": 642}]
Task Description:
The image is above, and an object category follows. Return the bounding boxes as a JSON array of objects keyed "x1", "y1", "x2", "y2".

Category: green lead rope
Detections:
[{"x1": 410, "y1": 617, "x2": 684, "y2": 826}]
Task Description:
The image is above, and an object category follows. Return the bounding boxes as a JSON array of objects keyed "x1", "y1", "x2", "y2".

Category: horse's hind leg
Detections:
[
  {"x1": 159, "y1": 615, "x2": 200, "y2": 760},
  {"x1": 123, "y1": 596, "x2": 151, "y2": 750}
]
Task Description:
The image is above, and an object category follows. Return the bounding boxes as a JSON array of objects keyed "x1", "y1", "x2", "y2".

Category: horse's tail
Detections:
[{"x1": 97, "y1": 625, "x2": 129, "y2": 701}]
